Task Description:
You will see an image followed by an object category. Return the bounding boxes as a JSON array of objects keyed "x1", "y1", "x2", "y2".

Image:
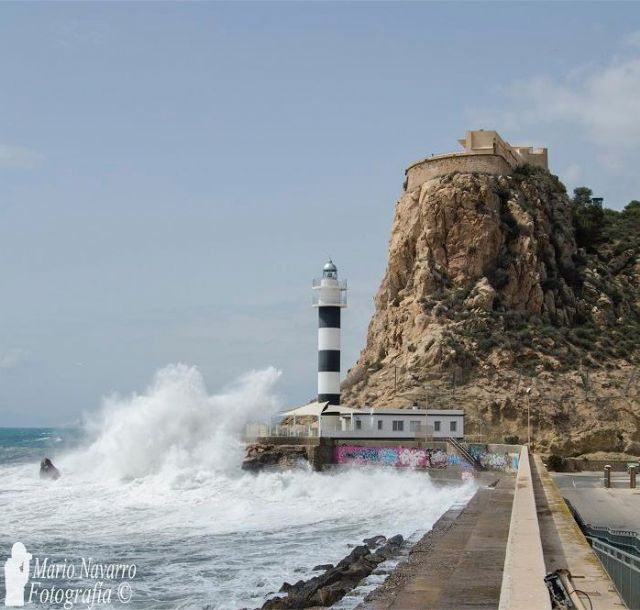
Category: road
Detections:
[{"x1": 552, "y1": 472, "x2": 640, "y2": 532}]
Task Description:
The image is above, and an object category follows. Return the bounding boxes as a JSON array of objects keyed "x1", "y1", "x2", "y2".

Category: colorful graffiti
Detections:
[
  {"x1": 334, "y1": 445, "x2": 451, "y2": 468},
  {"x1": 334, "y1": 444, "x2": 520, "y2": 471},
  {"x1": 468, "y1": 444, "x2": 520, "y2": 471}
]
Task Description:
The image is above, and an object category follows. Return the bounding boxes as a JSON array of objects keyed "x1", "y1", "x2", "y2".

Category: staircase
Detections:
[{"x1": 447, "y1": 437, "x2": 484, "y2": 470}]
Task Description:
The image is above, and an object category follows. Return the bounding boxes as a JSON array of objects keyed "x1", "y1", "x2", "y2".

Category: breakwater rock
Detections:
[
  {"x1": 242, "y1": 443, "x2": 309, "y2": 471},
  {"x1": 260, "y1": 534, "x2": 404, "y2": 609}
]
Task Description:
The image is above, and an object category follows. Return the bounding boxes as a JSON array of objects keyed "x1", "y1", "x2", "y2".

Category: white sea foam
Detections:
[{"x1": 0, "y1": 365, "x2": 476, "y2": 609}]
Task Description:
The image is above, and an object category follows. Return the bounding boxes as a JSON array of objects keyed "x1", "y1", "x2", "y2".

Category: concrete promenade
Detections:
[
  {"x1": 361, "y1": 450, "x2": 625, "y2": 610},
  {"x1": 362, "y1": 473, "x2": 515, "y2": 609}
]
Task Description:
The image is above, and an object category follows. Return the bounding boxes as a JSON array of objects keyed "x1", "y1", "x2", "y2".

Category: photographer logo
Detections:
[
  {"x1": 4, "y1": 544, "x2": 136, "y2": 608},
  {"x1": 4, "y1": 542, "x2": 31, "y2": 607}
]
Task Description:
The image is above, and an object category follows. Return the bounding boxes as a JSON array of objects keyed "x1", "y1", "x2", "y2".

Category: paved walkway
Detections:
[
  {"x1": 531, "y1": 457, "x2": 625, "y2": 609},
  {"x1": 552, "y1": 471, "x2": 640, "y2": 532},
  {"x1": 362, "y1": 475, "x2": 515, "y2": 610}
]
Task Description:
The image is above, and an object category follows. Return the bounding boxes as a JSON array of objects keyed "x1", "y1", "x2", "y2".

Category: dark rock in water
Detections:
[
  {"x1": 40, "y1": 458, "x2": 60, "y2": 480},
  {"x1": 260, "y1": 597, "x2": 290, "y2": 610},
  {"x1": 364, "y1": 553, "x2": 386, "y2": 565},
  {"x1": 312, "y1": 563, "x2": 333, "y2": 572},
  {"x1": 375, "y1": 534, "x2": 404, "y2": 559},
  {"x1": 336, "y1": 545, "x2": 369, "y2": 568},
  {"x1": 317, "y1": 582, "x2": 349, "y2": 606},
  {"x1": 242, "y1": 443, "x2": 308, "y2": 472},
  {"x1": 387, "y1": 534, "x2": 404, "y2": 546},
  {"x1": 342, "y1": 560, "x2": 371, "y2": 580},
  {"x1": 260, "y1": 535, "x2": 407, "y2": 610},
  {"x1": 363, "y1": 535, "x2": 386, "y2": 549}
]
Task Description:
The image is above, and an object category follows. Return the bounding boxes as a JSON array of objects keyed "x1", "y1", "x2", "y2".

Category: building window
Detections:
[
  {"x1": 434, "y1": 421, "x2": 441, "y2": 432},
  {"x1": 377, "y1": 420, "x2": 383, "y2": 430},
  {"x1": 355, "y1": 419, "x2": 362, "y2": 430},
  {"x1": 450, "y1": 421, "x2": 457, "y2": 432},
  {"x1": 410, "y1": 420, "x2": 421, "y2": 432},
  {"x1": 392, "y1": 420, "x2": 404, "y2": 432}
]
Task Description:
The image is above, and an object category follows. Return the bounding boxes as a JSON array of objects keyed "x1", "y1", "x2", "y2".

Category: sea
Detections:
[{"x1": 0, "y1": 364, "x2": 475, "y2": 609}]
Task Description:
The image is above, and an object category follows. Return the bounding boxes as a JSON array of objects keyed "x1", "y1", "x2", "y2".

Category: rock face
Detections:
[
  {"x1": 242, "y1": 444, "x2": 308, "y2": 471},
  {"x1": 342, "y1": 166, "x2": 640, "y2": 456}
]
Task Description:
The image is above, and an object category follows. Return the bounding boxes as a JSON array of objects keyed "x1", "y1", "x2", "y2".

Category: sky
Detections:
[{"x1": 1, "y1": 2, "x2": 640, "y2": 426}]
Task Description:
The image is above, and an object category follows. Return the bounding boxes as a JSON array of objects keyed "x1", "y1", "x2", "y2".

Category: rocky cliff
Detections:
[{"x1": 342, "y1": 165, "x2": 640, "y2": 457}]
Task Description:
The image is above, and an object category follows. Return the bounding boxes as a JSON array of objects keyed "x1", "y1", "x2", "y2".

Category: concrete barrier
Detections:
[{"x1": 499, "y1": 447, "x2": 551, "y2": 610}]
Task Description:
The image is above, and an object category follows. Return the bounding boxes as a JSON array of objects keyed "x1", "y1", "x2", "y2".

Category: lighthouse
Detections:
[{"x1": 312, "y1": 260, "x2": 347, "y2": 405}]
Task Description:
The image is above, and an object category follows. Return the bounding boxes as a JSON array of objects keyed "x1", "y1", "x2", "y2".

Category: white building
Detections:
[{"x1": 274, "y1": 403, "x2": 464, "y2": 440}]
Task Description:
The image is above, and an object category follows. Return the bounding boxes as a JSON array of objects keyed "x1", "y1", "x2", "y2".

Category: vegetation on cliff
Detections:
[{"x1": 342, "y1": 165, "x2": 640, "y2": 456}]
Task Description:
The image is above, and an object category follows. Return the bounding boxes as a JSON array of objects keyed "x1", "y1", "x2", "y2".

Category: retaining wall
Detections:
[{"x1": 405, "y1": 153, "x2": 513, "y2": 191}]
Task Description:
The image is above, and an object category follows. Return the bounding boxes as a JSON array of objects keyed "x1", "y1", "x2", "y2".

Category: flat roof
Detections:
[{"x1": 346, "y1": 408, "x2": 464, "y2": 416}]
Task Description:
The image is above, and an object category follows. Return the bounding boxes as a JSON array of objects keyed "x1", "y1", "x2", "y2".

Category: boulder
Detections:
[
  {"x1": 39, "y1": 458, "x2": 60, "y2": 480},
  {"x1": 363, "y1": 535, "x2": 386, "y2": 549}
]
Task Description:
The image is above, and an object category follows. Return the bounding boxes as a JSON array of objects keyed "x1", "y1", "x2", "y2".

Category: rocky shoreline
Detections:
[
  {"x1": 242, "y1": 443, "x2": 309, "y2": 471},
  {"x1": 259, "y1": 534, "x2": 405, "y2": 609}
]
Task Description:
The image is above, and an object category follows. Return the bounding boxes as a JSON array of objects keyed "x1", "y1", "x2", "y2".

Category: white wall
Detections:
[{"x1": 320, "y1": 413, "x2": 464, "y2": 439}]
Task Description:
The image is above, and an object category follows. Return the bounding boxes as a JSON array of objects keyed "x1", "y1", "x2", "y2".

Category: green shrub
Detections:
[{"x1": 547, "y1": 454, "x2": 567, "y2": 472}]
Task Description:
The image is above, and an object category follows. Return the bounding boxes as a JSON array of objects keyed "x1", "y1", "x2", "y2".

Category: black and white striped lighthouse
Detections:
[{"x1": 312, "y1": 260, "x2": 347, "y2": 405}]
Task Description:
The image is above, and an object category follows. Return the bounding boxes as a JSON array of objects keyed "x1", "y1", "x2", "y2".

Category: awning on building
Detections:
[{"x1": 278, "y1": 402, "x2": 357, "y2": 418}]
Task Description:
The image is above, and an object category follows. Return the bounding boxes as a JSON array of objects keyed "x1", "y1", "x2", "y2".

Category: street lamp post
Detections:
[
  {"x1": 394, "y1": 364, "x2": 398, "y2": 395},
  {"x1": 525, "y1": 387, "x2": 532, "y2": 449}
]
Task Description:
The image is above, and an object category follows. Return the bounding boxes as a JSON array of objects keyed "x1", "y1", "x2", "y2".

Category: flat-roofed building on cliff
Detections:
[
  {"x1": 457, "y1": 130, "x2": 548, "y2": 170},
  {"x1": 405, "y1": 129, "x2": 548, "y2": 190}
]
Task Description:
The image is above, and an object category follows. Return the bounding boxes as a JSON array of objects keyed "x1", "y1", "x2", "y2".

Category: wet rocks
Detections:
[
  {"x1": 260, "y1": 534, "x2": 404, "y2": 609},
  {"x1": 39, "y1": 457, "x2": 60, "y2": 480},
  {"x1": 363, "y1": 535, "x2": 387, "y2": 550},
  {"x1": 242, "y1": 443, "x2": 308, "y2": 472}
]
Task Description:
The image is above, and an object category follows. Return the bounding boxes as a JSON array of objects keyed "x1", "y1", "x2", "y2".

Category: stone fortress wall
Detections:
[{"x1": 405, "y1": 130, "x2": 548, "y2": 191}]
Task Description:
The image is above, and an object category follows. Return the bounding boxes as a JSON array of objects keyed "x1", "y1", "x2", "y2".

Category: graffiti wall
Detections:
[
  {"x1": 333, "y1": 444, "x2": 520, "y2": 471},
  {"x1": 468, "y1": 444, "x2": 520, "y2": 471},
  {"x1": 334, "y1": 445, "x2": 452, "y2": 468}
]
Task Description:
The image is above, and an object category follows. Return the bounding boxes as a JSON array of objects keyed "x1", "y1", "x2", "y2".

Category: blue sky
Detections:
[{"x1": 1, "y1": 2, "x2": 640, "y2": 426}]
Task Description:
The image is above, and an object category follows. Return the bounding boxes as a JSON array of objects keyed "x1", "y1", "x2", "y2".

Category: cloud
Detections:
[
  {"x1": 0, "y1": 349, "x2": 31, "y2": 370},
  {"x1": 507, "y1": 56, "x2": 640, "y2": 150},
  {"x1": 624, "y1": 30, "x2": 640, "y2": 48},
  {"x1": 0, "y1": 145, "x2": 43, "y2": 169}
]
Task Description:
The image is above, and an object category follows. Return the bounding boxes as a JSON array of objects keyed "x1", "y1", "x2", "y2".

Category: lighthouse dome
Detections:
[{"x1": 323, "y1": 259, "x2": 337, "y2": 278}]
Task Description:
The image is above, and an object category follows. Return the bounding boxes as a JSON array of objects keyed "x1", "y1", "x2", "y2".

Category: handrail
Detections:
[
  {"x1": 587, "y1": 537, "x2": 640, "y2": 573},
  {"x1": 447, "y1": 437, "x2": 484, "y2": 470}
]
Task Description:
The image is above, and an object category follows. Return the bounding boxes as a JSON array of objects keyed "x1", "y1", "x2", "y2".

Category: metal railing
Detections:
[
  {"x1": 566, "y1": 499, "x2": 640, "y2": 555},
  {"x1": 245, "y1": 424, "x2": 318, "y2": 440},
  {"x1": 447, "y1": 437, "x2": 484, "y2": 470},
  {"x1": 312, "y1": 278, "x2": 348, "y2": 290},
  {"x1": 588, "y1": 536, "x2": 640, "y2": 609}
]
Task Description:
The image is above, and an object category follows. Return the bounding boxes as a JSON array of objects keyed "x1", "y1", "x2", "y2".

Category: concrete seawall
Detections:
[
  {"x1": 363, "y1": 447, "x2": 623, "y2": 609},
  {"x1": 499, "y1": 447, "x2": 551, "y2": 610}
]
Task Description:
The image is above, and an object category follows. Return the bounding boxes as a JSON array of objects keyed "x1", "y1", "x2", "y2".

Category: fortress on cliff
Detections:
[{"x1": 405, "y1": 130, "x2": 548, "y2": 191}]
